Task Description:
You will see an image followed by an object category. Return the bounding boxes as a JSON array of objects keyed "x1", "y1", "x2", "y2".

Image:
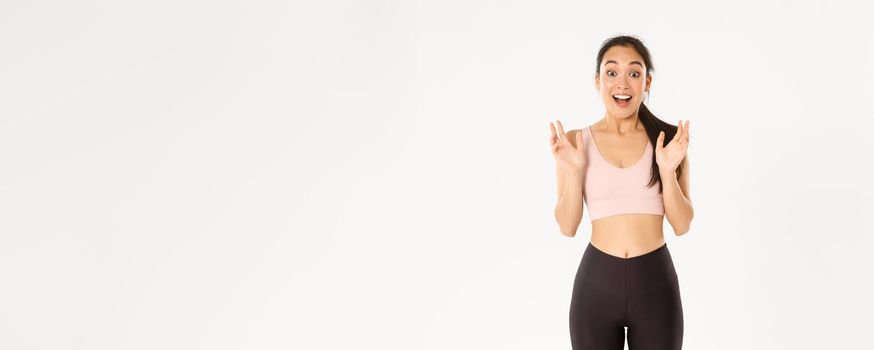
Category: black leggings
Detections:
[{"x1": 569, "y1": 242, "x2": 683, "y2": 350}]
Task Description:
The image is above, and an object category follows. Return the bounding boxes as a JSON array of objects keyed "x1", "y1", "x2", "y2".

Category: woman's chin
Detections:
[{"x1": 608, "y1": 109, "x2": 637, "y2": 119}]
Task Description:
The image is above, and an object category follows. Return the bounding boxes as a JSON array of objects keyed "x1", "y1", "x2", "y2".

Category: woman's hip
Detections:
[{"x1": 575, "y1": 242, "x2": 679, "y2": 294}]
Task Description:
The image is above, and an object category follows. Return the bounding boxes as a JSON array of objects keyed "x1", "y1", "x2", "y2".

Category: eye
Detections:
[{"x1": 607, "y1": 70, "x2": 641, "y2": 78}]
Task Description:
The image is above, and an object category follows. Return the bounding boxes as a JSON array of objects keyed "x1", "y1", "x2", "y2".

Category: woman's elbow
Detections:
[
  {"x1": 554, "y1": 214, "x2": 580, "y2": 238},
  {"x1": 554, "y1": 217, "x2": 573, "y2": 237},
  {"x1": 673, "y1": 220, "x2": 692, "y2": 236}
]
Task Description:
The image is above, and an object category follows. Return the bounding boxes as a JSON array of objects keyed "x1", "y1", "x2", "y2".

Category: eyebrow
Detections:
[{"x1": 605, "y1": 60, "x2": 643, "y2": 68}]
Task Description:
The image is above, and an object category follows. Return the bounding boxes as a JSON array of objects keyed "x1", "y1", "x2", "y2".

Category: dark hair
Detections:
[{"x1": 595, "y1": 35, "x2": 686, "y2": 194}]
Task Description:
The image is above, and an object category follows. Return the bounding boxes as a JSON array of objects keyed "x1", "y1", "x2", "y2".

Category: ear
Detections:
[{"x1": 594, "y1": 72, "x2": 600, "y2": 90}]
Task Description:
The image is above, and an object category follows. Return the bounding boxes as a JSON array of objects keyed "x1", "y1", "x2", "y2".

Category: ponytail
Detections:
[{"x1": 638, "y1": 102, "x2": 684, "y2": 194}]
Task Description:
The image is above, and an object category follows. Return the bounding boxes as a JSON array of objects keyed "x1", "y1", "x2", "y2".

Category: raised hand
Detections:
[
  {"x1": 656, "y1": 120, "x2": 690, "y2": 174},
  {"x1": 549, "y1": 120, "x2": 587, "y2": 175}
]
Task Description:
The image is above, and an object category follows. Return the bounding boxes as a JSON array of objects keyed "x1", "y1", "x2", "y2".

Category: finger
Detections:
[
  {"x1": 683, "y1": 120, "x2": 689, "y2": 143},
  {"x1": 555, "y1": 120, "x2": 567, "y2": 142},
  {"x1": 671, "y1": 120, "x2": 683, "y2": 143},
  {"x1": 576, "y1": 130, "x2": 583, "y2": 151},
  {"x1": 549, "y1": 127, "x2": 559, "y2": 151},
  {"x1": 681, "y1": 120, "x2": 689, "y2": 144},
  {"x1": 657, "y1": 130, "x2": 665, "y2": 150},
  {"x1": 680, "y1": 120, "x2": 687, "y2": 141},
  {"x1": 549, "y1": 122, "x2": 558, "y2": 143}
]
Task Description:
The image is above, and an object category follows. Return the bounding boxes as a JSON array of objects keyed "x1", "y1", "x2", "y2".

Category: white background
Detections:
[{"x1": 2, "y1": 0, "x2": 873, "y2": 349}]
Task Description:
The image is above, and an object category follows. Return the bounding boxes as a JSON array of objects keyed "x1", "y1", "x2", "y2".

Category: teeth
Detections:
[{"x1": 613, "y1": 95, "x2": 631, "y2": 100}]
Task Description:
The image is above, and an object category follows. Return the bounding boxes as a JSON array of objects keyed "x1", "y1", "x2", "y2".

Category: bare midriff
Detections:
[{"x1": 590, "y1": 213, "x2": 665, "y2": 259}]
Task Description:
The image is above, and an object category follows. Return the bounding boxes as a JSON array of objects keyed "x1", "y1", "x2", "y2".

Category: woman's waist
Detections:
[{"x1": 589, "y1": 217, "x2": 665, "y2": 258}]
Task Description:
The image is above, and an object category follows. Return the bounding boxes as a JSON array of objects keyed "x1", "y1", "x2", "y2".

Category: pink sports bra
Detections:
[{"x1": 582, "y1": 126, "x2": 665, "y2": 221}]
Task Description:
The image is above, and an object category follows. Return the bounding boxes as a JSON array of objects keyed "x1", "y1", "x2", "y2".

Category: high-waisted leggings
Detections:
[{"x1": 569, "y1": 242, "x2": 683, "y2": 350}]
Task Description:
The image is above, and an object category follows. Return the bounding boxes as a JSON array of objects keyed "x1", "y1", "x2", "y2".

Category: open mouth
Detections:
[{"x1": 612, "y1": 94, "x2": 631, "y2": 108}]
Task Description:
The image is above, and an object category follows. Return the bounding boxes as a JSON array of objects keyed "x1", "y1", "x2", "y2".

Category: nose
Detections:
[
  {"x1": 616, "y1": 76, "x2": 630, "y2": 88},
  {"x1": 614, "y1": 84, "x2": 630, "y2": 94},
  {"x1": 613, "y1": 80, "x2": 629, "y2": 91}
]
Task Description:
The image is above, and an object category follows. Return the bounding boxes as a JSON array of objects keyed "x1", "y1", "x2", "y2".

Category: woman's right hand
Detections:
[{"x1": 549, "y1": 120, "x2": 587, "y2": 175}]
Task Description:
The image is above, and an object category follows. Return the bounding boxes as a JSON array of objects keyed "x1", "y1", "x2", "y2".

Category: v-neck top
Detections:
[{"x1": 582, "y1": 126, "x2": 665, "y2": 221}]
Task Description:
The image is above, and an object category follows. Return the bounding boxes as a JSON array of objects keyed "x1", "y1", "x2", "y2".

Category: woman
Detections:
[{"x1": 549, "y1": 35, "x2": 693, "y2": 350}]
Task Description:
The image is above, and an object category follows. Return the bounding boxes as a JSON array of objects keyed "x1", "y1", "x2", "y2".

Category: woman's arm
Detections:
[
  {"x1": 661, "y1": 156, "x2": 693, "y2": 236},
  {"x1": 554, "y1": 130, "x2": 585, "y2": 238}
]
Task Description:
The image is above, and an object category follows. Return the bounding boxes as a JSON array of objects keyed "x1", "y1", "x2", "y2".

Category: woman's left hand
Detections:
[{"x1": 656, "y1": 120, "x2": 690, "y2": 174}]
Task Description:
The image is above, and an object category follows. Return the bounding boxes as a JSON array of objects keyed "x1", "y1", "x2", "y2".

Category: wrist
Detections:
[
  {"x1": 561, "y1": 161, "x2": 587, "y2": 175},
  {"x1": 659, "y1": 167, "x2": 677, "y2": 180},
  {"x1": 563, "y1": 168, "x2": 585, "y2": 181}
]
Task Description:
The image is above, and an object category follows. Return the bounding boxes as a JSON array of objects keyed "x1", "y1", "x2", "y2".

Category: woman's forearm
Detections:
[
  {"x1": 660, "y1": 170, "x2": 693, "y2": 235},
  {"x1": 555, "y1": 171, "x2": 585, "y2": 237}
]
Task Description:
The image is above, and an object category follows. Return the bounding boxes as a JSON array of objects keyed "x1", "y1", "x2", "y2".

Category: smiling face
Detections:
[{"x1": 594, "y1": 45, "x2": 652, "y2": 119}]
